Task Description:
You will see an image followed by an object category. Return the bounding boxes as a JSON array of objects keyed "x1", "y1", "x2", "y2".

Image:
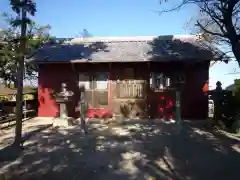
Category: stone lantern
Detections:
[{"x1": 55, "y1": 83, "x2": 74, "y2": 120}]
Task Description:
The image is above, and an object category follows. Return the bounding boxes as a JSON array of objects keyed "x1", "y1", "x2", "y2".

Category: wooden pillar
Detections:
[
  {"x1": 147, "y1": 62, "x2": 151, "y2": 118},
  {"x1": 70, "y1": 63, "x2": 78, "y2": 118},
  {"x1": 108, "y1": 63, "x2": 112, "y2": 109}
]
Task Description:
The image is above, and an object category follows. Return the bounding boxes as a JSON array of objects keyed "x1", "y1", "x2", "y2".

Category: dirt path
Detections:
[{"x1": 0, "y1": 119, "x2": 239, "y2": 180}]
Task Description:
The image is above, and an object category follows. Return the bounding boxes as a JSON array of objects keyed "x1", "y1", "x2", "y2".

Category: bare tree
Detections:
[{"x1": 159, "y1": 0, "x2": 240, "y2": 65}]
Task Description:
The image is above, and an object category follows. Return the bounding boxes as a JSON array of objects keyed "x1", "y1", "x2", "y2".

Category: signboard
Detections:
[{"x1": 0, "y1": 94, "x2": 34, "y2": 101}]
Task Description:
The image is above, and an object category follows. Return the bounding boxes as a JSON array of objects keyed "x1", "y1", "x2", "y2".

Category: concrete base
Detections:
[{"x1": 52, "y1": 117, "x2": 80, "y2": 127}]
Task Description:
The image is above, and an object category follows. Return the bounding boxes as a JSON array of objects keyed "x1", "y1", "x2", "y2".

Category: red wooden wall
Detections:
[
  {"x1": 38, "y1": 61, "x2": 209, "y2": 120},
  {"x1": 38, "y1": 64, "x2": 79, "y2": 118}
]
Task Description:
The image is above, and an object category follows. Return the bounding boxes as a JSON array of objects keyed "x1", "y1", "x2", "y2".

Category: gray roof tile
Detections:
[{"x1": 29, "y1": 36, "x2": 213, "y2": 63}]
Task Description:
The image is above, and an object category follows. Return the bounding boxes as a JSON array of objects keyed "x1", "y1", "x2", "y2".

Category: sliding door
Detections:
[{"x1": 79, "y1": 72, "x2": 108, "y2": 108}]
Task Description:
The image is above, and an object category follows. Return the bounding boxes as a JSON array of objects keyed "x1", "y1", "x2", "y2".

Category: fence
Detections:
[{"x1": 115, "y1": 82, "x2": 146, "y2": 98}]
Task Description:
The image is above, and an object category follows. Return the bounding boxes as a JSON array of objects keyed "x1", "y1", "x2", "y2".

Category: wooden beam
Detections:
[{"x1": 108, "y1": 63, "x2": 112, "y2": 109}]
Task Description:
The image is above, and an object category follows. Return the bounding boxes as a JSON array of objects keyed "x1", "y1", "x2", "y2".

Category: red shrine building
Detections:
[{"x1": 31, "y1": 35, "x2": 212, "y2": 120}]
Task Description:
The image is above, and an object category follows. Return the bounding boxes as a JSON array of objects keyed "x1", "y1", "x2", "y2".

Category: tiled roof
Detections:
[{"x1": 29, "y1": 35, "x2": 213, "y2": 63}]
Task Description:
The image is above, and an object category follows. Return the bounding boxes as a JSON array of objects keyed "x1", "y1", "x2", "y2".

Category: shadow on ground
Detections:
[{"x1": 0, "y1": 120, "x2": 239, "y2": 180}]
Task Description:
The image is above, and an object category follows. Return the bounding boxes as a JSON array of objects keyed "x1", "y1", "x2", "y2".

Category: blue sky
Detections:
[
  {"x1": 0, "y1": 0, "x2": 197, "y2": 37},
  {"x1": 0, "y1": 0, "x2": 239, "y2": 88}
]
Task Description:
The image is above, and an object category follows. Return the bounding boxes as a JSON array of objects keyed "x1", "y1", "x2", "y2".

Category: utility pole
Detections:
[{"x1": 14, "y1": 2, "x2": 27, "y2": 147}]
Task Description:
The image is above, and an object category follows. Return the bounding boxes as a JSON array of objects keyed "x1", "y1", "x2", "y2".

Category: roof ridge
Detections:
[
  {"x1": 69, "y1": 35, "x2": 202, "y2": 44},
  {"x1": 70, "y1": 36, "x2": 156, "y2": 43}
]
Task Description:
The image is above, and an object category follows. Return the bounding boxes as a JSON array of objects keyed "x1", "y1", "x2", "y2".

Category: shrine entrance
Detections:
[
  {"x1": 148, "y1": 89, "x2": 176, "y2": 120},
  {"x1": 148, "y1": 72, "x2": 185, "y2": 120}
]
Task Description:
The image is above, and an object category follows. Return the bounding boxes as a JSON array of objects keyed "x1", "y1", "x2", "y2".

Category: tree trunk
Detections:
[
  {"x1": 13, "y1": 7, "x2": 27, "y2": 147},
  {"x1": 232, "y1": 42, "x2": 240, "y2": 66}
]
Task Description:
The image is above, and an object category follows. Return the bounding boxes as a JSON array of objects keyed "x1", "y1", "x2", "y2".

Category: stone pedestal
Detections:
[
  {"x1": 56, "y1": 98, "x2": 71, "y2": 120},
  {"x1": 59, "y1": 103, "x2": 67, "y2": 119}
]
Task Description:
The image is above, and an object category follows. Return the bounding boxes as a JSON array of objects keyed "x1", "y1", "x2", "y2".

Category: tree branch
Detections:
[
  {"x1": 158, "y1": 0, "x2": 190, "y2": 15},
  {"x1": 200, "y1": 1, "x2": 227, "y2": 35},
  {"x1": 196, "y1": 21, "x2": 225, "y2": 38}
]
